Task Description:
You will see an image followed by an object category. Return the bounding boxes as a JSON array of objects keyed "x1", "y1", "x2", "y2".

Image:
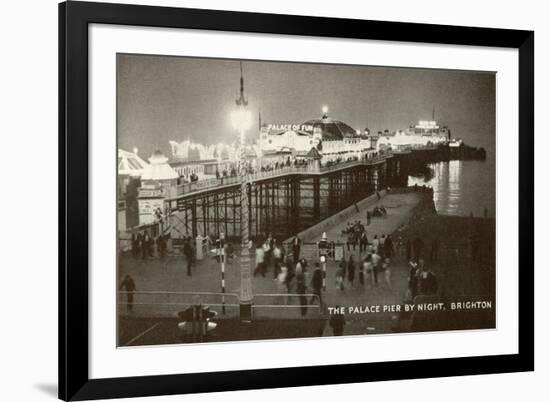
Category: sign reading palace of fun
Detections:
[{"x1": 266, "y1": 124, "x2": 314, "y2": 133}]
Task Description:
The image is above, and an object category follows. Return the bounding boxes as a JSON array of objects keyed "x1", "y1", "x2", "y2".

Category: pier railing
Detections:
[
  {"x1": 171, "y1": 151, "x2": 391, "y2": 199},
  {"x1": 118, "y1": 290, "x2": 241, "y2": 318},
  {"x1": 118, "y1": 290, "x2": 323, "y2": 318}
]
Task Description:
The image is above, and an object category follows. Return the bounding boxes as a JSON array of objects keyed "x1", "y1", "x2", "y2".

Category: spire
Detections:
[
  {"x1": 432, "y1": 106, "x2": 435, "y2": 121},
  {"x1": 236, "y1": 61, "x2": 248, "y2": 107},
  {"x1": 258, "y1": 110, "x2": 262, "y2": 130}
]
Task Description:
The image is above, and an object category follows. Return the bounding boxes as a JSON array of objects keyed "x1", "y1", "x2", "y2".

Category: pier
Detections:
[
  {"x1": 123, "y1": 143, "x2": 483, "y2": 244},
  {"x1": 164, "y1": 151, "x2": 392, "y2": 243}
]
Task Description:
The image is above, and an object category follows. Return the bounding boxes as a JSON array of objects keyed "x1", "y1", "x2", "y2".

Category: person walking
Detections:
[
  {"x1": 297, "y1": 280, "x2": 308, "y2": 316},
  {"x1": 119, "y1": 274, "x2": 136, "y2": 312},
  {"x1": 363, "y1": 254, "x2": 374, "y2": 288},
  {"x1": 273, "y1": 243, "x2": 283, "y2": 278},
  {"x1": 372, "y1": 235, "x2": 379, "y2": 257},
  {"x1": 299, "y1": 257, "x2": 308, "y2": 273},
  {"x1": 347, "y1": 230, "x2": 356, "y2": 252},
  {"x1": 131, "y1": 233, "x2": 139, "y2": 258},
  {"x1": 183, "y1": 237, "x2": 193, "y2": 276},
  {"x1": 371, "y1": 250, "x2": 381, "y2": 286},
  {"x1": 156, "y1": 235, "x2": 166, "y2": 259},
  {"x1": 226, "y1": 242, "x2": 234, "y2": 264},
  {"x1": 276, "y1": 266, "x2": 289, "y2": 304},
  {"x1": 262, "y1": 239, "x2": 271, "y2": 270},
  {"x1": 378, "y1": 234, "x2": 386, "y2": 250},
  {"x1": 384, "y1": 234, "x2": 394, "y2": 258},
  {"x1": 144, "y1": 231, "x2": 153, "y2": 258},
  {"x1": 139, "y1": 232, "x2": 147, "y2": 260},
  {"x1": 310, "y1": 263, "x2": 323, "y2": 305},
  {"x1": 359, "y1": 231, "x2": 368, "y2": 253},
  {"x1": 336, "y1": 260, "x2": 346, "y2": 291},
  {"x1": 285, "y1": 254, "x2": 294, "y2": 281},
  {"x1": 382, "y1": 257, "x2": 392, "y2": 289},
  {"x1": 254, "y1": 245, "x2": 266, "y2": 277},
  {"x1": 380, "y1": 234, "x2": 386, "y2": 255},
  {"x1": 329, "y1": 307, "x2": 345, "y2": 336},
  {"x1": 295, "y1": 261, "x2": 305, "y2": 286},
  {"x1": 418, "y1": 259, "x2": 438, "y2": 296},
  {"x1": 347, "y1": 255, "x2": 355, "y2": 288},
  {"x1": 407, "y1": 259, "x2": 419, "y2": 300},
  {"x1": 292, "y1": 235, "x2": 301, "y2": 263},
  {"x1": 358, "y1": 257, "x2": 365, "y2": 287}
]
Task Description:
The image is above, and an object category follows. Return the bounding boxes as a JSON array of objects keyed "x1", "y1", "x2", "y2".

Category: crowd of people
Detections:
[
  {"x1": 251, "y1": 234, "x2": 323, "y2": 316},
  {"x1": 258, "y1": 157, "x2": 311, "y2": 172},
  {"x1": 200, "y1": 149, "x2": 389, "y2": 188},
  {"x1": 215, "y1": 166, "x2": 239, "y2": 178},
  {"x1": 407, "y1": 258, "x2": 438, "y2": 299},
  {"x1": 371, "y1": 204, "x2": 388, "y2": 217},
  {"x1": 178, "y1": 150, "x2": 389, "y2": 196},
  {"x1": 342, "y1": 220, "x2": 395, "y2": 257},
  {"x1": 323, "y1": 154, "x2": 359, "y2": 167},
  {"x1": 130, "y1": 231, "x2": 170, "y2": 260},
  {"x1": 126, "y1": 208, "x2": 442, "y2": 327},
  {"x1": 177, "y1": 172, "x2": 200, "y2": 184},
  {"x1": 214, "y1": 156, "x2": 313, "y2": 180},
  {"x1": 130, "y1": 231, "x2": 201, "y2": 278},
  {"x1": 322, "y1": 149, "x2": 386, "y2": 168},
  {"x1": 336, "y1": 224, "x2": 396, "y2": 291}
]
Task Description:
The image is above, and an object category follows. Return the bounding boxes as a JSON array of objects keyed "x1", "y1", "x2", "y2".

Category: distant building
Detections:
[
  {"x1": 118, "y1": 148, "x2": 149, "y2": 177},
  {"x1": 259, "y1": 109, "x2": 374, "y2": 156},
  {"x1": 377, "y1": 120, "x2": 450, "y2": 151},
  {"x1": 118, "y1": 149, "x2": 149, "y2": 231},
  {"x1": 138, "y1": 151, "x2": 179, "y2": 226},
  {"x1": 259, "y1": 125, "x2": 318, "y2": 154},
  {"x1": 141, "y1": 150, "x2": 179, "y2": 183},
  {"x1": 168, "y1": 139, "x2": 244, "y2": 178}
]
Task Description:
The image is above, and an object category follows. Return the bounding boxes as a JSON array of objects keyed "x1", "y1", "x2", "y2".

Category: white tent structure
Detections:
[
  {"x1": 118, "y1": 148, "x2": 149, "y2": 177},
  {"x1": 141, "y1": 150, "x2": 179, "y2": 181}
]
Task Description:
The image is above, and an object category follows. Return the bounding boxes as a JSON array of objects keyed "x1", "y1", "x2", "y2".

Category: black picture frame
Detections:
[{"x1": 59, "y1": 1, "x2": 534, "y2": 400}]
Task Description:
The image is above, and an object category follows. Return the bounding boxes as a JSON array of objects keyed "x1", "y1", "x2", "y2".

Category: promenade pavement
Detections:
[{"x1": 119, "y1": 191, "x2": 423, "y2": 334}]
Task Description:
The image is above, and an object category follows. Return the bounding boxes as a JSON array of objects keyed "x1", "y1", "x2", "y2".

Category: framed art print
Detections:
[{"x1": 59, "y1": 1, "x2": 534, "y2": 400}]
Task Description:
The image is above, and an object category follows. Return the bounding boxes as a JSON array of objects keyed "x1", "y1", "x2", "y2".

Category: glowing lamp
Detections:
[{"x1": 231, "y1": 108, "x2": 252, "y2": 133}]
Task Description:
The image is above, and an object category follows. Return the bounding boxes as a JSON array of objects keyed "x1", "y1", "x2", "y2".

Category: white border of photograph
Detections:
[{"x1": 89, "y1": 24, "x2": 518, "y2": 379}]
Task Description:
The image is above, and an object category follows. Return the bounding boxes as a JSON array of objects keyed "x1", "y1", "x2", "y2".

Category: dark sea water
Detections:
[{"x1": 407, "y1": 156, "x2": 496, "y2": 218}]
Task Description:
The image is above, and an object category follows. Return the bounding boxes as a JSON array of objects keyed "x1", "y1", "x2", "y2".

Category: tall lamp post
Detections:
[{"x1": 231, "y1": 62, "x2": 253, "y2": 321}]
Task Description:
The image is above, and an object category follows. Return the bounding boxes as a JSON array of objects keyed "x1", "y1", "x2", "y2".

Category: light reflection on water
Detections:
[{"x1": 408, "y1": 159, "x2": 495, "y2": 218}]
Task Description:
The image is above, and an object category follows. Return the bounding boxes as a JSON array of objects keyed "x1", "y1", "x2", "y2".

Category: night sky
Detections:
[{"x1": 117, "y1": 54, "x2": 495, "y2": 159}]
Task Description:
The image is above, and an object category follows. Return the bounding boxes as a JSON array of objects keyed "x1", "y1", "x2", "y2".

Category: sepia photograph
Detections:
[{"x1": 116, "y1": 54, "x2": 496, "y2": 347}]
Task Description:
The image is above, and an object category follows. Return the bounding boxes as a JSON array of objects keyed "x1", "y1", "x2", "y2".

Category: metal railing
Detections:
[
  {"x1": 251, "y1": 293, "x2": 323, "y2": 318},
  {"x1": 118, "y1": 291, "x2": 324, "y2": 318},
  {"x1": 118, "y1": 290, "x2": 241, "y2": 317},
  {"x1": 169, "y1": 151, "x2": 392, "y2": 200}
]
